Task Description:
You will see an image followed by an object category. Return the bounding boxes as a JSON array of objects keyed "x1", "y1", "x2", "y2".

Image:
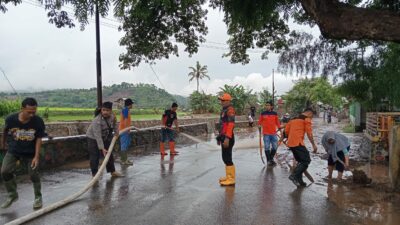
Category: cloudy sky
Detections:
[{"x1": 0, "y1": 2, "x2": 317, "y2": 96}]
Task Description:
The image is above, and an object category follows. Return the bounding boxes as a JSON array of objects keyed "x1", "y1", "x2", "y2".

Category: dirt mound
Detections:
[{"x1": 352, "y1": 169, "x2": 372, "y2": 184}]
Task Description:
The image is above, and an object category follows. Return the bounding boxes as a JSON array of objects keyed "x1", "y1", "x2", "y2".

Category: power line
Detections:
[
  {"x1": 0, "y1": 67, "x2": 19, "y2": 96},
  {"x1": 149, "y1": 64, "x2": 167, "y2": 91}
]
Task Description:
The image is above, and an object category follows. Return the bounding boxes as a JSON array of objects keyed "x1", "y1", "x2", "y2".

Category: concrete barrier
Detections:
[{"x1": 0, "y1": 123, "x2": 208, "y2": 172}]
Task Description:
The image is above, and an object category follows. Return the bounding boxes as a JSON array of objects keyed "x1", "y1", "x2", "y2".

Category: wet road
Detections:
[{"x1": 1, "y1": 119, "x2": 400, "y2": 225}]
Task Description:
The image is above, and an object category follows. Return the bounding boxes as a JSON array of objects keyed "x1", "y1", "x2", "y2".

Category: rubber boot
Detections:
[
  {"x1": 33, "y1": 182, "x2": 42, "y2": 209},
  {"x1": 293, "y1": 162, "x2": 308, "y2": 185},
  {"x1": 219, "y1": 166, "x2": 228, "y2": 183},
  {"x1": 220, "y1": 165, "x2": 235, "y2": 186},
  {"x1": 265, "y1": 150, "x2": 271, "y2": 162},
  {"x1": 169, "y1": 142, "x2": 179, "y2": 155},
  {"x1": 120, "y1": 151, "x2": 127, "y2": 162},
  {"x1": 1, "y1": 178, "x2": 18, "y2": 208},
  {"x1": 160, "y1": 143, "x2": 168, "y2": 155},
  {"x1": 120, "y1": 151, "x2": 133, "y2": 166},
  {"x1": 270, "y1": 149, "x2": 277, "y2": 165}
]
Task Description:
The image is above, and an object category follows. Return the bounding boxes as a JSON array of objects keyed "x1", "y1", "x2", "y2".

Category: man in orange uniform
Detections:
[
  {"x1": 258, "y1": 100, "x2": 281, "y2": 166},
  {"x1": 217, "y1": 93, "x2": 236, "y2": 186},
  {"x1": 285, "y1": 108, "x2": 318, "y2": 187}
]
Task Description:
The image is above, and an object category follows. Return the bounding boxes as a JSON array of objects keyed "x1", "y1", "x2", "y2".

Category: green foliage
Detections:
[
  {"x1": 282, "y1": 77, "x2": 342, "y2": 114},
  {"x1": 3, "y1": 0, "x2": 400, "y2": 69},
  {"x1": 119, "y1": 0, "x2": 208, "y2": 68},
  {"x1": 188, "y1": 61, "x2": 210, "y2": 92},
  {"x1": 0, "y1": 99, "x2": 20, "y2": 117},
  {"x1": 189, "y1": 91, "x2": 219, "y2": 114},
  {"x1": 342, "y1": 123, "x2": 355, "y2": 133},
  {"x1": 337, "y1": 43, "x2": 400, "y2": 110},
  {"x1": 219, "y1": 84, "x2": 256, "y2": 115},
  {"x1": 258, "y1": 88, "x2": 273, "y2": 105},
  {"x1": 0, "y1": 83, "x2": 187, "y2": 109}
]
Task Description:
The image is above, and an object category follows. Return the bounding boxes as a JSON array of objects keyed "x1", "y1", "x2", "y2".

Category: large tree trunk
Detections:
[{"x1": 300, "y1": 0, "x2": 400, "y2": 42}]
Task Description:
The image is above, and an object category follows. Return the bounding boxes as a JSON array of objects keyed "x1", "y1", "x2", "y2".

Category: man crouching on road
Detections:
[
  {"x1": 285, "y1": 108, "x2": 318, "y2": 187},
  {"x1": 217, "y1": 93, "x2": 236, "y2": 186}
]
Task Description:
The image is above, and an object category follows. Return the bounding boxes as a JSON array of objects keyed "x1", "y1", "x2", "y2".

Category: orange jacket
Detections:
[
  {"x1": 219, "y1": 105, "x2": 235, "y2": 138},
  {"x1": 258, "y1": 110, "x2": 281, "y2": 135},
  {"x1": 119, "y1": 107, "x2": 131, "y2": 130},
  {"x1": 285, "y1": 114, "x2": 312, "y2": 147}
]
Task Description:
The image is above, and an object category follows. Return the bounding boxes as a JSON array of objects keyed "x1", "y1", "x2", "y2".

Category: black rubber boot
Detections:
[
  {"x1": 265, "y1": 151, "x2": 271, "y2": 163},
  {"x1": 270, "y1": 149, "x2": 277, "y2": 165}
]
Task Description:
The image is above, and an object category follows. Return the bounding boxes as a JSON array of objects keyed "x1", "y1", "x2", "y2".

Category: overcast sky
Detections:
[{"x1": 0, "y1": 2, "x2": 318, "y2": 97}]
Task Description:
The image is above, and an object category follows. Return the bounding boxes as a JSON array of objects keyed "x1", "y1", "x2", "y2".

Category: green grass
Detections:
[
  {"x1": 1, "y1": 111, "x2": 188, "y2": 125},
  {"x1": 342, "y1": 124, "x2": 355, "y2": 133}
]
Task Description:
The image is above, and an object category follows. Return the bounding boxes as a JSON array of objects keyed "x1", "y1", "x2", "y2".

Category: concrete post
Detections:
[{"x1": 389, "y1": 125, "x2": 400, "y2": 189}]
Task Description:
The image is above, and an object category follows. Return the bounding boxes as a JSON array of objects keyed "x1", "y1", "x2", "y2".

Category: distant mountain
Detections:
[{"x1": 0, "y1": 83, "x2": 188, "y2": 109}]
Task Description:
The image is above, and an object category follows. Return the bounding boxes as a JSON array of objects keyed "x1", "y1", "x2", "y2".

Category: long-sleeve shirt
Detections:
[
  {"x1": 219, "y1": 105, "x2": 235, "y2": 138},
  {"x1": 258, "y1": 110, "x2": 281, "y2": 135},
  {"x1": 285, "y1": 114, "x2": 312, "y2": 147},
  {"x1": 86, "y1": 114, "x2": 118, "y2": 150}
]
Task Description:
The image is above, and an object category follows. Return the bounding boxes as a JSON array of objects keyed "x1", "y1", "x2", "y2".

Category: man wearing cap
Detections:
[
  {"x1": 119, "y1": 98, "x2": 134, "y2": 166},
  {"x1": 160, "y1": 103, "x2": 180, "y2": 155},
  {"x1": 86, "y1": 102, "x2": 123, "y2": 178},
  {"x1": 285, "y1": 108, "x2": 318, "y2": 186},
  {"x1": 217, "y1": 93, "x2": 236, "y2": 186},
  {"x1": 258, "y1": 100, "x2": 281, "y2": 166}
]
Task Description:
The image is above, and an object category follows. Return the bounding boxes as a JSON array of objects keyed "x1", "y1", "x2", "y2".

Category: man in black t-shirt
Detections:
[
  {"x1": 1, "y1": 98, "x2": 45, "y2": 209},
  {"x1": 160, "y1": 103, "x2": 180, "y2": 155}
]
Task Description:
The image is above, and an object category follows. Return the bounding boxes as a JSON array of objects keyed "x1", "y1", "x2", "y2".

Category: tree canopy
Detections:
[
  {"x1": 282, "y1": 77, "x2": 342, "y2": 114},
  {"x1": 2, "y1": 0, "x2": 400, "y2": 69}
]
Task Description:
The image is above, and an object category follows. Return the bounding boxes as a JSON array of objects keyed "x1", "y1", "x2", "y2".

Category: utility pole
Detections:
[
  {"x1": 95, "y1": 3, "x2": 103, "y2": 108},
  {"x1": 272, "y1": 69, "x2": 275, "y2": 104}
]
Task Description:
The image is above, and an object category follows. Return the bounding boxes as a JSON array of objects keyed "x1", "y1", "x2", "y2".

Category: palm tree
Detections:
[{"x1": 188, "y1": 61, "x2": 210, "y2": 92}]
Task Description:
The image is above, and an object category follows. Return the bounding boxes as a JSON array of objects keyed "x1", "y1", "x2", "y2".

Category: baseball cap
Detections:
[{"x1": 218, "y1": 93, "x2": 232, "y2": 101}]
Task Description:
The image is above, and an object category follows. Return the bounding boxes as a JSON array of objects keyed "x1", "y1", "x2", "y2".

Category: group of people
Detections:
[
  {"x1": 218, "y1": 96, "x2": 350, "y2": 187},
  {"x1": 0, "y1": 95, "x2": 350, "y2": 210}
]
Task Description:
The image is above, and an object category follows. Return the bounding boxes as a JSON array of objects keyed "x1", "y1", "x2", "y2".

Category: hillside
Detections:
[{"x1": 0, "y1": 83, "x2": 188, "y2": 109}]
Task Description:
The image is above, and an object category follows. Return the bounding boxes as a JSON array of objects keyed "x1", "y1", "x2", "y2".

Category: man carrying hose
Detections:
[
  {"x1": 217, "y1": 93, "x2": 236, "y2": 186},
  {"x1": 285, "y1": 108, "x2": 318, "y2": 187},
  {"x1": 160, "y1": 103, "x2": 180, "y2": 155},
  {"x1": 258, "y1": 100, "x2": 281, "y2": 166},
  {"x1": 119, "y1": 98, "x2": 134, "y2": 166},
  {"x1": 86, "y1": 102, "x2": 123, "y2": 178},
  {"x1": 1, "y1": 98, "x2": 45, "y2": 209}
]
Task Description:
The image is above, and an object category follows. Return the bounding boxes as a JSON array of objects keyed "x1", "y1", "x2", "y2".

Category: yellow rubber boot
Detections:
[
  {"x1": 220, "y1": 165, "x2": 235, "y2": 186},
  {"x1": 169, "y1": 142, "x2": 179, "y2": 155},
  {"x1": 160, "y1": 143, "x2": 168, "y2": 155},
  {"x1": 219, "y1": 166, "x2": 228, "y2": 183}
]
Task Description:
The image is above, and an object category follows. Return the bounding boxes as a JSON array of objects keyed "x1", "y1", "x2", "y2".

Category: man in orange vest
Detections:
[
  {"x1": 258, "y1": 100, "x2": 281, "y2": 166},
  {"x1": 285, "y1": 108, "x2": 318, "y2": 186},
  {"x1": 217, "y1": 93, "x2": 236, "y2": 186}
]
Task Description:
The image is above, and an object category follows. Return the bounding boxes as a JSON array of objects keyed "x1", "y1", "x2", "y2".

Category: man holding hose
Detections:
[
  {"x1": 119, "y1": 98, "x2": 134, "y2": 166},
  {"x1": 159, "y1": 103, "x2": 180, "y2": 156},
  {"x1": 86, "y1": 102, "x2": 123, "y2": 178}
]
